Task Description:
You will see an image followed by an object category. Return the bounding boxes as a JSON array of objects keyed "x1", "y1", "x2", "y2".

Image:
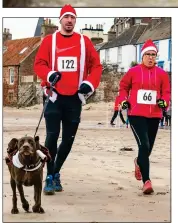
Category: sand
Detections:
[{"x1": 3, "y1": 102, "x2": 170, "y2": 222}]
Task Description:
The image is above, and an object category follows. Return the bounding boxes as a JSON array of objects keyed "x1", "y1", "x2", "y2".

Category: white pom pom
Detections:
[{"x1": 36, "y1": 150, "x2": 46, "y2": 160}]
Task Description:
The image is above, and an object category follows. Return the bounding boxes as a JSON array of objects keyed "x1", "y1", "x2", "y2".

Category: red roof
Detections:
[{"x1": 3, "y1": 37, "x2": 41, "y2": 66}]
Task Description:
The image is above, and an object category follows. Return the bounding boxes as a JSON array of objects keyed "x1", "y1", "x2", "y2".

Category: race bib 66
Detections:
[
  {"x1": 137, "y1": 89, "x2": 157, "y2": 105},
  {"x1": 58, "y1": 57, "x2": 77, "y2": 72}
]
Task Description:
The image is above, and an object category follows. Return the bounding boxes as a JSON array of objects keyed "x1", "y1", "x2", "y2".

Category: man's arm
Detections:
[
  {"x1": 81, "y1": 36, "x2": 102, "y2": 92},
  {"x1": 34, "y1": 35, "x2": 58, "y2": 83}
]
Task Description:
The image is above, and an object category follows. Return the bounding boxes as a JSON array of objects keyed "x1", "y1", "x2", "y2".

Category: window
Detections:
[
  {"x1": 8, "y1": 92, "x2": 14, "y2": 102},
  {"x1": 125, "y1": 22, "x2": 130, "y2": 29},
  {"x1": 118, "y1": 47, "x2": 122, "y2": 63},
  {"x1": 157, "y1": 61, "x2": 164, "y2": 69},
  {"x1": 153, "y1": 41, "x2": 159, "y2": 60},
  {"x1": 116, "y1": 25, "x2": 119, "y2": 36},
  {"x1": 3, "y1": 46, "x2": 7, "y2": 53},
  {"x1": 168, "y1": 39, "x2": 171, "y2": 61},
  {"x1": 105, "y1": 49, "x2": 110, "y2": 62},
  {"x1": 121, "y1": 67, "x2": 125, "y2": 73},
  {"x1": 19, "y1": 47, "x2": 28, "y2": 54},
  {"x1": 139, "y1": 44, "x2": 143, "y2": 62},
  {"x1": 121, "y1": 23, "x2": 124, "y2": 32},
  {"x1": 135, "y1": 18, "x2": 142, "y2": 24},
  {"x1": 118, "y1": 25, "x2": 122, "y2": 34},
  {"x1": 9, "y1": 68, "x2": 15, "y2": 85}
]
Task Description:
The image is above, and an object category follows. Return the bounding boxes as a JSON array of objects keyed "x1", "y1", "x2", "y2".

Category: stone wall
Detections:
[
  {"x1": 88, "y1": 71, "x2": 123, "y2": 103},
  {"x1": 3, "y1": 66, "x2": 124, "y2": 107},
  {"x1": 36, "y1": 83, "x2": 43, "y2": 104},
  {"x1": 19, "y1": 48, "x2": 39, "y2": 83},
  {"x1": 17, "y1": 83, "x2": 43, "y2": 107}
]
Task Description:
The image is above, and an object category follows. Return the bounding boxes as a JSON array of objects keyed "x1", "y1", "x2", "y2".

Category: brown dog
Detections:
[{"x1": 6, "y1": 136, "x2": 51, "y2": 214}]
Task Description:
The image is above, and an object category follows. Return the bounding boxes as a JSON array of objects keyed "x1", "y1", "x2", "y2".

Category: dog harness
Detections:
[{"x1": 12, "y1": 150, "x2": 47, "y2": 172}]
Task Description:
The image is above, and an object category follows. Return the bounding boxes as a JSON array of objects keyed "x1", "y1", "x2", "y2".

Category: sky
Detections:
[{"x1": 3, "y1": 17, "x2": 114, "y2": 40}]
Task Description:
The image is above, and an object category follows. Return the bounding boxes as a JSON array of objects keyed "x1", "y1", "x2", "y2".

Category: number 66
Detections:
[{"x1": 143, "y1": 93, "x2": 152, "y2": 101}]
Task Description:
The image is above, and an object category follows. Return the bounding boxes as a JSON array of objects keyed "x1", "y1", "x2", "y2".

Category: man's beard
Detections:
[{"x1": 64, "y1": 24, "x2": 74, "y2": 33}]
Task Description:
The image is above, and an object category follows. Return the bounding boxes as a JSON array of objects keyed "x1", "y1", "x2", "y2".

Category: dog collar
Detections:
[
  {"x1": 23, "y1": 160, "x2": 43, "y2": 172},
  {"x1": 12, "y1": 151, "x2": 45, "y2": 171}
]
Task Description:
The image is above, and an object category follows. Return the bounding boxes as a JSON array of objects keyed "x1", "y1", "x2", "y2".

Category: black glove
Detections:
[
  {"x1": 121, "y1": 100, "x2": 130, "y2": 110},
  {"x1": 157, "y1": 99, "x2": 167, "y2": 108},
  {"x1": 78, "y1": 83, "x2": 92, "y2": 94},
  {"x1": 49, "y1": 72, "x2": 61, "y2": 85}
]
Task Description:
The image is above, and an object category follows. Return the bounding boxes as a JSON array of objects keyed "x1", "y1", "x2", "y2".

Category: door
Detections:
[{"x1": 157, "y1": 61, "x2": 164, "y2": 69}]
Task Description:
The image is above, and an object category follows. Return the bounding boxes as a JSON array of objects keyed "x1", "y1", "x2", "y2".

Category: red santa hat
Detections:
[
  {"x1": 59, "y1": 4, "x2": 77, "y2": 21},
  {"x1": 141, "y1": 39, "x2": 158, "y2": 58}
]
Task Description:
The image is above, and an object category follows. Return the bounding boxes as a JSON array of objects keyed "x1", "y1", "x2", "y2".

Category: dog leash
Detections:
[
  {"x1": 34, "y1": 76, "x2": 59, "y2": 138},
  {"x1": 78, "y1": 91, "x2": 93, "y2": 105}
]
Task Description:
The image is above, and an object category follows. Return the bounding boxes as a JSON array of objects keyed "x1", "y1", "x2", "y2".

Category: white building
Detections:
[
  {"x1": 99, "y1": 18, "x2": 171, "y2": 73},
  {"x1": 80, "y1": 24, "x2": 108, "y2": 43},
  {"x1": 136, "y1": 18, "x2": 171, "y2": 72},
  {"x1": 99, "y1": 24, "x2": 147, "y2": 73},
  {"x1": 100, "y1": 45, "x2": 136, "y2": 73}
]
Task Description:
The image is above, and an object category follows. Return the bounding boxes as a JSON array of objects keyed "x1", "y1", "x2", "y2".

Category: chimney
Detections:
[
  {"x1": 141, "y1": 17, "x2": 152, "y2": 24},
  {"x1": 151, "y1": 17, "x2": 161, "y2": 29},
  {"x1": 107, "y1": 30, "x2": 116, "y2": 42},
  {"x1": 85, "y1": 24, "x2": 87, "y2": 29},
  {"x1": 101, "y1": 24, "x2": 103, "y2": 30},
  {"x1": 41, "y1": 18, "x2": 58, "y2": 38},
  {"x1": 3, "y1": 28, "x2": 12, "y2": 43},
  {"x1": 91, "y1": 37, "x2": 103, "y2": 45},
  {"x1": 96, "y1": 24, "x2": 98, "y2": 29},
  {"x1": 160, "y1": 17, "x2": 171, "y2": 22}
]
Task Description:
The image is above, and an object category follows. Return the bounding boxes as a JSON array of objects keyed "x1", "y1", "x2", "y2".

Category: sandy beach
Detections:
[{"x1": 3, "y1": 102, "x2": 170, "y2": 222}]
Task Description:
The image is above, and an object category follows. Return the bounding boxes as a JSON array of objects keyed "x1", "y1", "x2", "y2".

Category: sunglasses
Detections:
[{"x1": 144, "y1": 53, "x2": 157, "y2": 58}]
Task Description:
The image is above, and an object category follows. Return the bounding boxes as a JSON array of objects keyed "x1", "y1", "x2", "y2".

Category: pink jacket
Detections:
[{"x1": 118, "y1": 64, "x2": 171, "y2": 118}]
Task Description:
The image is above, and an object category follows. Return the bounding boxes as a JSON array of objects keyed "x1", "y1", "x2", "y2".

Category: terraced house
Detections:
[
  {"x1": 136, "y1": 18, "x2": 171, "y2": 73},
  {"x1": 99, "y1": 17, "x2": 171, "y2": 74}
]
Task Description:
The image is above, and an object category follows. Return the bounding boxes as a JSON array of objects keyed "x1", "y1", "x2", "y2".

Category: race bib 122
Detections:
[{"x1": 58, "y1": 57, "x2": 77, "y2": 72}]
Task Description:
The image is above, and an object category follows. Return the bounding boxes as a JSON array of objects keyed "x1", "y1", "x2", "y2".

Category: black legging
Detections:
[
  {"x1": 43, "y1": 92, "x2": 82, "y2": 176},
  {"x1": 165, "y1": 115, "x2": 171, "y2": 126},
  {"x1": 128, "y1": 116, "x2": 160, "y2": 183},
  {"x1": 111, "y1": 110, "x2": 126, "y2": 124}
]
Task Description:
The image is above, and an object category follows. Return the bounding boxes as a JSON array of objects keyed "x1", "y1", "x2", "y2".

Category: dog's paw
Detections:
[
  {"x1": 11, "y1": 208, "x2": 19, "y2": 214},
  {"x1": 22, "y1": 202, "x2": 29, "y2": 212},
  {"x1": 32, "y1": 205, "x2": 45, "y2": 214}
]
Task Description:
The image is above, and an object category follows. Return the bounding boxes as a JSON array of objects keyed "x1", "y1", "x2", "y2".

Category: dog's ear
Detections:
[
  {"x1": 34, "y1": 136, "x2": 40, "y2": 150},
  {"x1": 7, "y1": 138, "x2": 18, "y2": 153}
]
